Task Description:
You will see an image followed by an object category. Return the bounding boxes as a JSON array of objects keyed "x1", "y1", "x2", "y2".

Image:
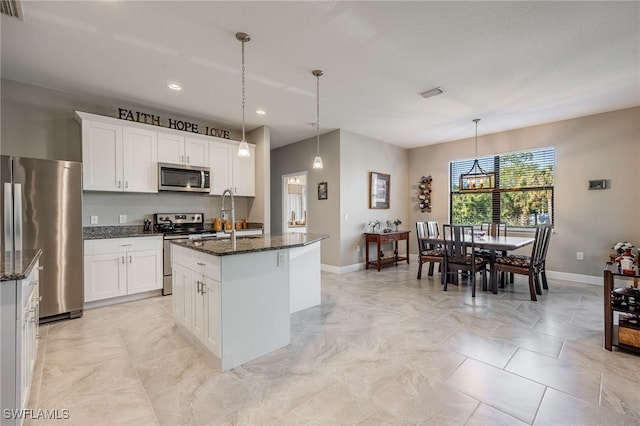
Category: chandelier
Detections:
[{"x1": 460, "y1": 118, "x2": 495, "y2": 191}]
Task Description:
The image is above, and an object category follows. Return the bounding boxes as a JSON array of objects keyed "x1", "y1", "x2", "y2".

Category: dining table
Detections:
[{"x1": 420, "y1": 234, "x2": 535, "y2": 294}]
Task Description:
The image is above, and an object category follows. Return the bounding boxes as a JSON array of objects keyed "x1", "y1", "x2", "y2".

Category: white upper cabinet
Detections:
[
  {"x1": 78, "y1": 112, "x2": 157, "y2": 193},
  {"x1": 209, "y1": 139, "x2": 255, "y2": 196},
  {"x1": 185, "y1": 137, "x2": 209, "y2": 167},
  {"x1": 158, "y1": 132, "x2": 209, "y2": 167},
  {"x1": 122, "y1": 127, "x2": 158, "y2": 192},
  {"x1": 82, "y1": 120, "x2": 123, "y2": 191},
  {"x1": 233, "y1": 142, "x2": 256, "y2": 197},
  {"x1": 209, "y1": 140, "x2": 233, "y2": 195}
]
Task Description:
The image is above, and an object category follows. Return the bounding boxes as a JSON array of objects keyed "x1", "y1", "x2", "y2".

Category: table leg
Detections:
[
  {"x1": 365, "y1": 238, "x2": 370, "y2": 270},
  {"x1": 406, "y1": 235, "x2": 410, "y2": 265},
  {"x1": 604, "y1": 270, "x2": 613, "y2": 351},
  {"x1": 377, "y1": 239, "x2": 382, "y2": 271},
  {"x1": 489, "y1": 249, "x2": 498, "y2": 294}
]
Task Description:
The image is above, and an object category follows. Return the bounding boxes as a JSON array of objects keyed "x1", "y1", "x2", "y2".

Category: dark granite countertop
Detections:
[
  {"x1": 171, "y1": 233, "x2": 329, "y2": 256},
  {"x1": 83, "y1": 223, "x2": 264, "y2": 240},
  {"x1": 1, "y1": 249, "x2": 43, "y2": 281}
]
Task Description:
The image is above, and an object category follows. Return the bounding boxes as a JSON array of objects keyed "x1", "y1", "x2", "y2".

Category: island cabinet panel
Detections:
[
  {"x1": 289, "y1": 243, "x2": 321, "y2": 313},
  {"x1": 171, "y1": 244, "x2": 290, "y2": 371}
]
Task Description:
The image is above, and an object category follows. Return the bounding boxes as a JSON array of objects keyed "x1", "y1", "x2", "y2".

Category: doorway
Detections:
[{"x1": 282, "y1": 172, "x2": 307, "y2": 233}]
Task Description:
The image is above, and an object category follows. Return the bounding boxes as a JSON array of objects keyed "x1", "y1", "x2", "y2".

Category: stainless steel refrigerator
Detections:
[{"x1": 1, "y1": 156, "x2": 83, "y2": 321}]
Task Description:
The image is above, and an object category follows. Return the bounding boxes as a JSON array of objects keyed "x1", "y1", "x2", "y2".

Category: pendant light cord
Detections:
[
  {"x1": 473, "y1": 118, "x2": 480, "y2": 158},
  {"x1": 241, "y1": 38, "x2": 246, "y2": 142},
  {"x1": 316, "y1": 72, "x2": 320, "y2": 156}
]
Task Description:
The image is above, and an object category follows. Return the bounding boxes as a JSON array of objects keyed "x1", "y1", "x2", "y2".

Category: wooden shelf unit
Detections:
[
  {"x1": 603, "y1": 268, "x2": 640, "y2": 353},
  {"x1": 364, "y1": 231, "x2": 410, "y2": 271}
]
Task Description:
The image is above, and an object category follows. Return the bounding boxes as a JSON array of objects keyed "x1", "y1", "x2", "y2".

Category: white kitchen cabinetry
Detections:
[
  {"x1": 84, "y1": 237, "x2": 162, "y2": 303},
  {"x1": 209, "y1": 139, "x2": 255, "y2": 196},
  {"x1": 209, "y1": 140, "x2": 233, "y2": 195},
  {"x1": 0, "y1": 259, "x2": 40, "y2": 426},
  {"x1": 78, "y1": 112, "x2": 158, "y2": 193},
  {"x1": 158, "y1": 132, "x2": 209, "y2": 167},
  {"x1": 232, "y1": 143, "x2": 256, "y2": 196},
  {"x1": 172, "y1": 246, "x2": 221, "y2": 357}
]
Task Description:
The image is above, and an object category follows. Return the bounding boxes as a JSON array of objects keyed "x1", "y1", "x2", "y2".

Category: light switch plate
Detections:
[
  {"x1": 90, "y1": 215, "x2": 98, "y2": 224},
  {"x1": 119, "y1": 215, "x2": 127, "y2": 224}
]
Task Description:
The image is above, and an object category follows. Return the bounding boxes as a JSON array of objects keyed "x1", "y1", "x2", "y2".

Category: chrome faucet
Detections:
[{"x1": 221, "y1": 188, "x2": 236, "y2": 242}]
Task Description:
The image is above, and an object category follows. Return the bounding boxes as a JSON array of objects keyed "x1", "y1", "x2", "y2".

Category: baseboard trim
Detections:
[
  {"x1": 546, "y1": 271, "x2": 601, "y2": 286},
  {"x1": 84, "y1": 289, "x2": 163, "y2": 310},
  {"x1": 321, "y1": 263, "x2": 363, "y2": 274}
]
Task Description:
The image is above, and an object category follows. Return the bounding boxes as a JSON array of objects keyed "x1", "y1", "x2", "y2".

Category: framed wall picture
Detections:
[
  {"x1": 318, "y1": 181, "x2": 328, "y2": 200},
  {"x1": 369, "y1": 171, "x2": 390, "y2": 209}
]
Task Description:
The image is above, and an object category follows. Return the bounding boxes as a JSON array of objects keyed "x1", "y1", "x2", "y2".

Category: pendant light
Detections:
[
  {"x1": 236, "y1": 32, "x2": 251, "y2": 158},
  {"x1": 459, "y1": 118, "x2": 495, "y2": 191},
  {"x1": 312, "y1": 69, "x2": 324, "y2": 169}
]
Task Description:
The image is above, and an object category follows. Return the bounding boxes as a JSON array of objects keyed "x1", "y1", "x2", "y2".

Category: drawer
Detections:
[
  {"x1": 85, "y1": 236, "x2": 162, "y2": 255},
  {"x1": 172, "y1": 245, "x2": 220, "y2": 281}
]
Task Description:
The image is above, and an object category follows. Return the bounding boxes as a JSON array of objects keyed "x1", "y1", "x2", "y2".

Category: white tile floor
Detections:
[{"x1": 26, "y1": 264, "x2": 640, "y2": 425}]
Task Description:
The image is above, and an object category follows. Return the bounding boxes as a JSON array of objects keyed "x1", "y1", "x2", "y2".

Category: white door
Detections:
[
  {"x1": 282, "y1": 172, "x2": 308, "y2": 233},
  {"x1": 185, "y1": 137, "x2": 209, "y2": 167},
  {"x1": 123, "y1": 127, "x2": 158, "y2": 193},
  {"x1": 84, "y1": 253, "x2": 127, "y2": 302},
  {"x1": 126, "y1": 249, "x2": 162, "y2": 294},
  {"x1": 158, "y1": 132, "x2": 185, "y2": 164},
  {"x1": 192, "y1": 274, "x2": 206, "y2": 344},
  {"x1": 203, "y1": 277, "x2": 221, "y2": 357},
  {"x1": 82, "y1": 121, "x2": 123, "y2": 191},
  {"x1": 172, "y1": 263, "x2": 192, "y2": 330},
  {"x1": 209, "y1": 140, "x2": 233, "y2": 195}
]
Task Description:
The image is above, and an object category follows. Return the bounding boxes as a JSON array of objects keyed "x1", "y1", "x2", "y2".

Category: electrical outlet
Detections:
[
  {"x1": 356, "y1": 244, "x2": 361, "y2": 252},
  {"x1": 344, "y1": 213, "x2": 349, "y2": 221},
  {"x1": 576, "y1": 251, "x2": 584, "y2": 261},
  {"x1": 90, "y1": 215, "x2": 98, "y2": 225},
  {"x1": 119, "y1": 215, "x2": 127, "y2": 224}
]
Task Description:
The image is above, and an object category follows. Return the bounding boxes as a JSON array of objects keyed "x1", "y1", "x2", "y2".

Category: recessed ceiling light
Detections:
[
  {"x1": 256, "y1": 109, "x2": 266, "y2": 115},
  {"x1": 167, "y1": 83, "x2": 182, "y2": 91}
]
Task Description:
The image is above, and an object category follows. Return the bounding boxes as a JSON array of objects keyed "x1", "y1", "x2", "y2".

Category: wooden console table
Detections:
[{"x1": 365, "y1": 231, "x2": 410, "y2": 271}]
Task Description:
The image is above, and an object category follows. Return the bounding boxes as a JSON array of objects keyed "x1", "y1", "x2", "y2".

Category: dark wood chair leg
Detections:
[
  {"x1": 417, "y1": 260, "x2": 423, "y2": 279},
  {"x1": 541, "y1": 268, "x2": 548, "y2": 290},
  {"x1": 528, "y1": 273, "x2": 538, "y2": 301},
  {"x1": 428, "y1": 262, "x2": 435, "y2": 276}
]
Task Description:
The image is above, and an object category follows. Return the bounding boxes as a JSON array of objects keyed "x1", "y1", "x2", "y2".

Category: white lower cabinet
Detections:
[
  {"x1": 172, "y1": 246, "x2": 221, "y2": 358},
  {"x1": 0, "y1": 259, "x2": 40, "y2": 426},
  {"x1": 84, "y1": 237, "x2": 162, "y2": 303}
]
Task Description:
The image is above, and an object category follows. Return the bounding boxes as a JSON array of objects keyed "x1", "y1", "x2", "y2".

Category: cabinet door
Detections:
[
  {"x1": 209, "y1": 140, "x2": 233, "y2": 195},
  {"x1": 232, "y1": 143, "x2": 256, "y2": 196},
  {"x1": 84, "y1": 253, "x2": 127, "y2": 302},
  {"x1": 172, "y1": 263, "x2": 193, "y2": 330},
  {"x1": 82, "y1": 120, "x2": 123, "y2": 191},
  {"x1": 126, "y1": 249, "x2": 162, "y2": 294},
  {"x1": 158, "y1": 132, "x2": 185, "y2": 164},
  {"x1": 123, "y1": 127, "x2": 158, "y2": 193},
  {"x1": 203, "y1": 277, "x2": 221, "y2": 358},
  {"x1": 185, "y1": 137, "x2": 209, "y2": 167},
  {"x1": 192, "y1": 274, "x2": 206, "y2": 344}
]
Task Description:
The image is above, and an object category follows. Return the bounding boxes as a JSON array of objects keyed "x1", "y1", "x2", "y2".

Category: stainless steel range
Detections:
[{"x1": 154, "y1": 212, "x2": 216, "y2": 295}]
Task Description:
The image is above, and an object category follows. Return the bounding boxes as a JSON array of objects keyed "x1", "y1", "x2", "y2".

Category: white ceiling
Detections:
[{"x1": 1, "y1": 1, "x2": 639, "y2": 149}]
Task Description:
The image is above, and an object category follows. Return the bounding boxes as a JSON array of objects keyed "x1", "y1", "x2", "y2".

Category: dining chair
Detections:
[
  {"x1": 442, "y1": 224, "x2": 487, "y2": 297},
  {"x1": 416, "y1": 221, "x2": 444, "y2": 280},
  {"x1": 479, "y1": 222, "x2": 513, "y2": 285},
  {"x1": 493, "y1": 224, "x2": 552, "y2": 301}
]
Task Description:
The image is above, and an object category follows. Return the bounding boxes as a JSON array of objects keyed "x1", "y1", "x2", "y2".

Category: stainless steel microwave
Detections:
[{"x1": 158, "y1": 163, "x2": 211, "y2": 193}]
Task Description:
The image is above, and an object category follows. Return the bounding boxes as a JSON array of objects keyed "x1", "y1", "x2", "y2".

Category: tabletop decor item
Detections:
[
  {"x1": 368, "y1": 220, "x2": 381, "y2": 233},
  {"x1": 613, "y1": 242, "x2": 636, "y2": 275}
]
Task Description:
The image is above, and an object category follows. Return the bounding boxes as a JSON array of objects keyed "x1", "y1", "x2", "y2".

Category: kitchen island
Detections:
[{"x1": 171, "y1": 233, "x2": 327, "y2": 371}]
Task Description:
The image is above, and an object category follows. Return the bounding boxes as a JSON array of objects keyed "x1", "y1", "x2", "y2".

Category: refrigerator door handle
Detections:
[
  {"x1": 14, "y1": 183, "x2": 23, "y2": 251},
  {"x1": 3, "y1": 183, "x2": 12, "y2": 252}
]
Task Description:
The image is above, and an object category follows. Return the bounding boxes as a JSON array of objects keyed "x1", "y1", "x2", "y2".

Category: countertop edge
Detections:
[
  {"x1": 1, "y1": 249, "x2": 43, "y2": 281},
  {"x1": 172, "y1": 234, "x2": 329, "y2": 257}
]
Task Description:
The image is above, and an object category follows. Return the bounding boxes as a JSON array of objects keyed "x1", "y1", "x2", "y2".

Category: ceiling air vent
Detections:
[{"x1": 0, "y1": 0, "x2": 23, "y2": 21}]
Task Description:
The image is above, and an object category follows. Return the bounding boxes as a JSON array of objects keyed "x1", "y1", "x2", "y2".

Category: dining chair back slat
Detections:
[
  {"x1": 416, "y1": 222, "x2": 444, "y2": 280},
  {"x1": 442, "y1": 224, "x2": 487, "y2": 297}
]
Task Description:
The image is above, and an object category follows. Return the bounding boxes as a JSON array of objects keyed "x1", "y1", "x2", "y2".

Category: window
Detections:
[{"x1": 449, "y1": 147, "x2": 554, "y2": 227}]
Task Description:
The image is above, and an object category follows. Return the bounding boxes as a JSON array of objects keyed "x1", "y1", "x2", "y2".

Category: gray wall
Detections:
[
  {"x1": 271, "y1": 129, "x2": 409, "y2": 269},
  {"x1": 408, "y1": 107, "x2": 640, "y2": 279},
  {"x1": 1, "y1": 79, "x2": 267, "y2": 226},
  {"x1": 339, "y1": 129, "x2": 409, "y2": 267},
  {"x1": 271, "y1": 130, "x2": 341, "y2": 266}
]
